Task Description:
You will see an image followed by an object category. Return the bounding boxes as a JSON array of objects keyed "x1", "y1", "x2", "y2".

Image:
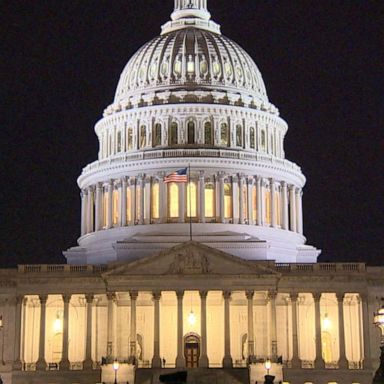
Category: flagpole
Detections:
[{"x1": 188, "y1": 163, "x2": 192, "y2": 241}]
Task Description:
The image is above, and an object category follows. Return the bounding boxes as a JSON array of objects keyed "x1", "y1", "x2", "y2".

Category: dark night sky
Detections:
[{"x1": 1, "y1": 1, "x2": 383, "y2": 267}]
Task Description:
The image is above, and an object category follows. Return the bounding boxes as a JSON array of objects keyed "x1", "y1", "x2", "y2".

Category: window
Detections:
[
  {"x1": 252, "y1": 184, "x2": 257, "y2": 221},
  {"x1": 187, "y1": 121, "x2": 195, "y2": 144},
  {"x1": 103, "y1": 189, "x2": 108, "y2": 228},
  {"x1": 275, "y1": 189, "x2": 281, "y2": 226},
  {"x1": 261, "y1": 129, "x2": 266, "y2": 151},
  {"x1": 236, "y1": 124, "x2": 242, "y2": 147},
  {"x1": 168, "y1": 183, "x2": 179, "y2": 218},
  {"x1": 126, "y1": 186, "x2": 132, "y2": 222},
  {"x1": 224, "y1": 183, "x2": 232, "y2": 219},
  {"x1": 127, "y1": 127, "x2": 133, "y2": 150},
  {"x1": 112, "y1": 189, "x2": 119, "y2": 225},
  {"x1": 187, "y1": 182, "x2": 197, "y2": 218},
  {"x1": 140, "y1": 126, "x2": 146, "y2": 148},
  {"x1": 265, "y1": 187, "x2": 271, "y2": 225},
  {"x1": 250, "y1": 127, "x2": 255, "y2": 149},
  {"x1": 220, "y1": 123, "x2": 229, "y2": 146},
  {"x1": 170, "y1": 122, "x2": 178, "y2": 145},
  {"x1": 151, "y1": 182, "x2": 160, "y2": 219},
  {"x1": 117, "y1": 131, "x2": 122, "y2": 152},
  {"x1": 205, "y1": 183, "x2": 215, "y2": 218},
  {"x1": 204, "y1": 121, "x2": 213, "y2": 145},
  {"x1": 153, "y1": 123, "x2": 162, "y2": 147}
]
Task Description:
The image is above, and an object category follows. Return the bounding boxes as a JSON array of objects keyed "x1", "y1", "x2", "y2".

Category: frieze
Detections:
[
  {"x1": 0, "y1": 280, "x2": 17, "y2": 288},
  {"x1": 167, "y1": 249, "x2": 210, "y2": 275}
]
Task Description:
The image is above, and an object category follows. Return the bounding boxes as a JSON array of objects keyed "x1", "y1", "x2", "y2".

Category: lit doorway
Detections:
[{"x1": 184, "y1": 333, "x2": 200, "y2": 368}]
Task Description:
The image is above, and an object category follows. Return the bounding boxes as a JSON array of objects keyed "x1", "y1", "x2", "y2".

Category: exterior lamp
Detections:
[
  {"x1": 113, "y1": 359, "x2": 120, "y2": 384},
  {"x1": 264, "y1": 358, "x2": 274, "y2": 384},
  {"x1": 53, "y1": 312, "x2": 63, "y2": 334},
  {"x1": 373, "y1": 304, "x2": 384, "y2": 383},
  {"x1": 188, "y1": 310, "x2": 196, "y2": 326},
  {"x1": 265, "y1": 358, "x2": 272, "y2": 375},
  {"x1": 323, "y1": 313, "x2": 331, "y2": 331}
]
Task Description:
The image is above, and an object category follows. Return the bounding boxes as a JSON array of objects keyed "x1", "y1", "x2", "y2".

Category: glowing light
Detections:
[
  {"x1": 265, "y1": 358, "x2": 272, "y2": 373},
  {"x1": 113, "y1": 359, "x2": 120, "y2": 371},
  {"x1": 53, "y1": 313, "x2": 63, "y2": 334},
  {"x1": 188, "y1": 310, "x2": 196, "y2": 326},
  {"x1": 323, "y1": 313, "x2": 331, "y2": 331},
  {"x1": 0, "y1": 315, "x2": 3, "y2": 328}
]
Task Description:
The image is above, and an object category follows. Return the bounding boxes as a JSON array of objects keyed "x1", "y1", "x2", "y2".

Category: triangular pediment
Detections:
[{"x1": 103, "y1": 241, "x2": 278, "y2": 277}]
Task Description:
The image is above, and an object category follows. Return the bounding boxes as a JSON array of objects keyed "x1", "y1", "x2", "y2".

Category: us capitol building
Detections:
[{"x1": 1, "y1": 1, "x2": 383, "y2": 384}]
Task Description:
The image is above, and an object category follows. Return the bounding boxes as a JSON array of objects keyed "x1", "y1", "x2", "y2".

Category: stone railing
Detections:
[
  {"x1": 18, "y1": 264, "x2": 107, "y2": 274},
  {"x1": 275, "y1": 263, "x2": 365, "y2": 273}
]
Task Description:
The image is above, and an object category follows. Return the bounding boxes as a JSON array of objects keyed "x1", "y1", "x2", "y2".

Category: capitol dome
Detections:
[{"x1": 64, "y1": 0, "x2": 320, "y2": 265}]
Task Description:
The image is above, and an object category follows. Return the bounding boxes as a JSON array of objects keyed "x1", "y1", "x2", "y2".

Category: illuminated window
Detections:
[
  {"x1": 117, "y1": 131, "x2": 122, "y2": 152},
  {"x1": 153, "y1": 123, "x2": 162, "y2": 147},
  {"x1": 151, "y1": 182, "x2": 160, "y2": 219},
  {"x1": 168, "y1": 183, "x2": 179, "y2": 218},
  {"x1": 174, "y1": 57, "x2": 182, "y2": 75},
  {"x1": 252, "y1": 185, "x2": 257, "y2": 221},
  {"x1": 205, "y1": 183, "x2": 215, "y2": 218},
  {"x1": 126, "y1": 187, "x2": 132, "y2": 222},
  {"x1": 187, "y1": 121, "x2": 195, "y2": 144},
  {"x1": 187, "y1": 182, "x2": 197, "y2": 217},
  {"x1": 242, "y1": 184, "x2": 248, "y2": 220},
  {"x1": 136, "y1": 186, "x2": 142, "y2": 222},
  {"x1": 112, "y1": 189, "x2": 119, "y2": 225},
  {"x1": 127, "y1": 127, "x2": 133, "y2": 150},
  {"x1": 250, "y1": 127, "x2": 255, "y2": 149},
  {"x1": 140, "y1": 126, "x2": 147, "y2": 148},
  {"x1": 103, "y1": 189, "x2": 108, "y2": 228},
  {"x1": 224, "y1": 183, "x2": 232, "y2": 219},
  {"x1": 236, "y1": 124, "x2": 242, "y2": 147},
  {"x1": 220, "y1": 123, "x2": 229, "y2": 146},
  {"x1": 170, "y1": 122, "x2": 178, "y2": 145},
  {"x1": 265, "y1": 187, "x2": 271, "y2": 225},
  {"x1": 187, "y1": 56, "x2": 195, "y2": 74},
  {"x1": 261, "y1": 129, "x2": 266, "y2": 151},
  {"x1": 204, "y1": 121, "x2": 213, "y2": 145}
]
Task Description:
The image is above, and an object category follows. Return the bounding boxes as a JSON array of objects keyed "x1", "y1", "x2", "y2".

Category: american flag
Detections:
[{"x1": 164, "y1": 168, "x2": 188, "y2": 183}]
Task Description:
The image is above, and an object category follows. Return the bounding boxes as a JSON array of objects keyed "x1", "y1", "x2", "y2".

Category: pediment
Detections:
[{"x1": 103, "y1": 241, "x2": 278, "y2": 277}]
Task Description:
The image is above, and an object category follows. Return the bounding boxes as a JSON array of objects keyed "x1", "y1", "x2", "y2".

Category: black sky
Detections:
[{"x1": 1, "y1": 0, "x2": 383, "y2": 267}]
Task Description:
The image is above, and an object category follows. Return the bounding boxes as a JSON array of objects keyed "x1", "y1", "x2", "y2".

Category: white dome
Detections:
[{"x1": 114, "y1": 28, "x2": 268, "y2": 106}]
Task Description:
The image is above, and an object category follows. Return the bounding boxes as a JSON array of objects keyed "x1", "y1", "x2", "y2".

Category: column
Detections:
[
  {"x1": 179, "y1": 183, "x2": 185, "y2": 223},
  {"x1": 360, "y1": 293, "x2": 372, "y2": 369},
  {"x1": 107, "y1": 180, "x2": 113, "y2": 229},
  {"x1": 313, "y1": 293, "x2": 325, "y2": 369},
  {"x1": 270, "y1": 179, "x2": 277, "y2": 228},
  {"x1": 144, "y1": 177, "x2": 150, "y2": 224},
  {"x1": 130, "y1": 177, "x2": 136, "y2": 225},
  {"x1": 232, "y1": 176, "x2": 239, "y2": 224},
  {"x1": 260, "y1": 179, "x2": 265, "y2": 225},
  {"x1": 81, "y1": 190, "x2": 88, "y2": 236},
  {"x1": 121, "y1": 177, "x2": 127, "y2": 227},
  {"x1": 106, "y1": 292, "x2": 115, "y2": 359},
  {"x1": 289, "y1": 186, "x2": 297, "y2": 232},
  {"x1": 246, "y1": 290, "x2": 255, "y2": 362},
  {"x1": 219, "y1": 174, "x2": 225, "y2": 223},
  {"x1": 281, "y1": 182, "x2": 289, "y2": 230},
  {"x1": 129, "y1": 291, "x2": 138, "y2": 364},
  {"x1": 159, "y1": 173, "x2": 167, "y2": 224},
  {"x1": 199, "y1": 172, "x2": 205, "y2": 223},
  {"x1": 84, "y1": 293, "x2": 94, "y2": 370},
  {"x1": 199, "y1": 291, "x2": 209, "y2": 367},
  {"x1": 12, "y1": 295, "x2": 23, "y2": 370},
  {"x1": 290, "y1": 293, "x2": 300, "y2": 368},
  {"x1": 60, "y1": 294, "x2": 71, "y2": 370},
  {"x1": 87, "y1": 187, "x2": 94, "y2": 233},
  {"x1": 175, "y1": 290, "x2": 185, "y2": 368},
  {"x1": 247, "y1": 177, "x2": 253, "y2": 225},
  {"x1": 239, "y1": 177, "x2": 245, "y2": 224},
  {"x1": 296, "y1": 188, "x2": 303, "y2": 235},
  {"x1": 256, "y1": 177, "x2": 262, "y2": 226},
  {"x1": 36, "y1": 294, "x2": 48, "y2": 371},
  {"x1": 268, "y1": 291, "x2": 278, "y2": 359},
  {"x1": 95, "y1": 183, "x2": 102, "y2": 231},
  {"x1": 151, "y1": 292, "x2": 162, "y2": 368},
  {"x1": 138, "y1": 177, "x2": 145, "y2": 225},
  {"x1": 222, "y1": 291, "x2": 233, "y2": 367},
  {"x1": 336, "y1": 293, "x2": 348, "y2": 369}
]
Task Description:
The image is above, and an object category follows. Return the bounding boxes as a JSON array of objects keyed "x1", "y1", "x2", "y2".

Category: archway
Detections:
[{"x1": 184, "y1": 333, "x2": 200, "y2": 368}]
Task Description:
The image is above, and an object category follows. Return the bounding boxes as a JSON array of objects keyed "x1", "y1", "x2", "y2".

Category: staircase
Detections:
[{"x1": 135, "y1": 368, "x2": 249, "y2": 384}]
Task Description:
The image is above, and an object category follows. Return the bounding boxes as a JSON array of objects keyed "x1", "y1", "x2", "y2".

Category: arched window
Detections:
[
  {"x1": 224, "y1": 183, "x2": 232, "y2": 219},
  {"x1": 204, "y1": 182, "x2": 215, "y2": 218},
  {"x1": 168, "y1": 183, "x2": 179, "y2": 218},
  {"x1": 261, "y1": 129, "x2": 266, "y2": 151},
  {"x1": 170, "y1": 122, "x2": 178, "y2": 145},
  {"x1": 250, "y1": 127, "x2": 255, "y2": 149},
  {"x1": 151, "y1": 182, "x2": 160, "y2": 219},
  {"x1": 127, "y1": 127, "x2": 133, "y2": 150},
  {"x1": 236, "y1": 124, "x2": 243, "y2": 147},
  {"x1": 112, "y1": 188, "x2": 119, "y2": 225},
  {"x1": 117, "y1": 131, "x2": 122, "y2": 152},
  {"x1": 153, "y1": 123, "x2": 162, "y2": 147},
  {"x1": 204, "y1": 121, "x2": 213, "y2": 145},
  {"x1": 187, "y1": 182, "x2": 197, "y2": 218},
  {"x1": 187, "y1": 121, "x2": 195, "y2": 144},
  {"x1": 220, "y1": 123, "x2": 229, "y2": 147},
  {"x1": 140, "y1": 126, "x2": 147, "y2": 148}
]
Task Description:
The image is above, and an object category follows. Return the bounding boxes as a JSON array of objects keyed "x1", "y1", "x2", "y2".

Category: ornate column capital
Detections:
[
  {"x1": 223, "y1": 291, "x2": 231, "y2": 300},
  {"x1": 152, "y1": 291, "x2": 162, "y2": 301},
  {"x1": 312, "y1": 292, "x2": 322, "y2": 302},
  {"x1": 245, "y1": 290, "x2": 254, "y2": 300},
  {"x1": 85, "y1": 293, "x2": 94, "y2": 304},
  {"x1": 199, "y1": 290, "x2": 208, "y2": 299},
  {"x1": 176, "y1": 290, "x2": 185, "y2": 299},
  {"x1": 62, "y1": 294, "x2": 72, "y2": 304},
  {"x1": 39, "y1": 294, "x2": 48, "y2": 305},
  {"x1": 129, "y1": 291, "x2": 139, "y2": 300},
  {"x1": 106, "y1": 291, "x2": 116, "y2": 301},
  {"x1": 336, "y1": 292, "x2": 345, "y2": 302},
  {"x1": 267, "y1": 290, "x2": 278, "y2": 301},
  {"x1": 290, "y1": 292, "x2": 299, "y2": 302}
]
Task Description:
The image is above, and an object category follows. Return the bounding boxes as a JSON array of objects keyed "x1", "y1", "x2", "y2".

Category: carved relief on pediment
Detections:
[{"x1": 167, "y1": 248, "x2": 211, "y2": 275}]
